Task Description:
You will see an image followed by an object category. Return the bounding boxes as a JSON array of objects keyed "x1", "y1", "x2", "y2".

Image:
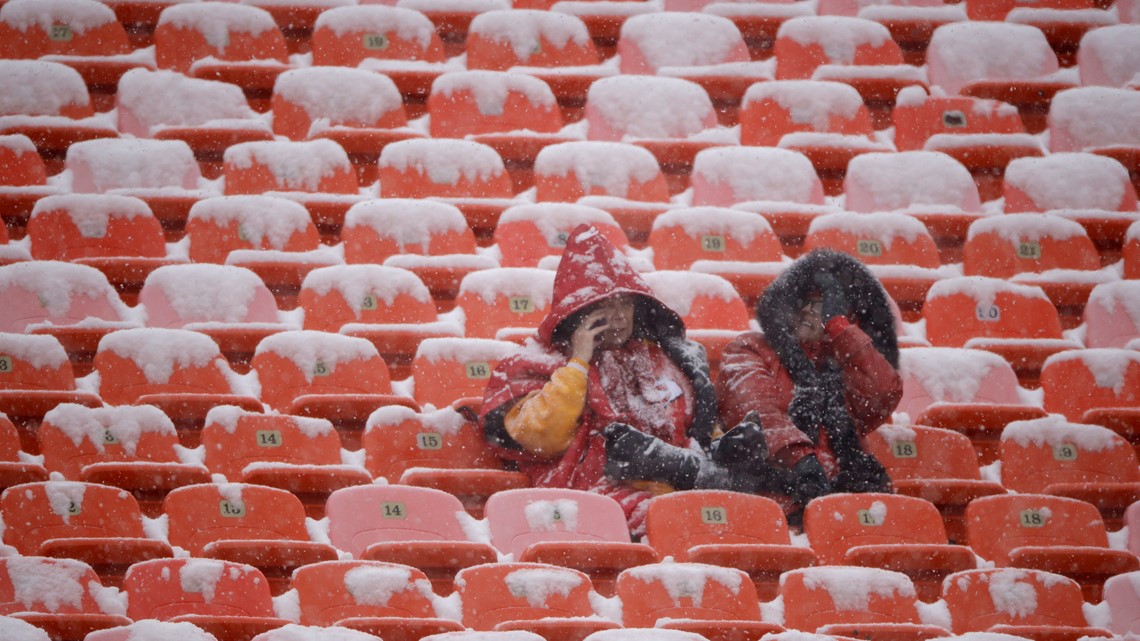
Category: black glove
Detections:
[
  {"x1": 710, "y1": 411, "x2": 768, "y2": 470},
  {"x1": 787, "y1": 455, "x2": 832, "y2": 507},
  {"x1": 602, "y1": 422, "x2": 700, "y2": 489},
  {"x1": 833, "y1": 449, "x2": 893, "y2": 494},
  {"x1": 812, "y1": 272, "x2": 847, "y2": 322},
  {"x1": 788, "y1": 386, "x2": 825, "y2": 441}
]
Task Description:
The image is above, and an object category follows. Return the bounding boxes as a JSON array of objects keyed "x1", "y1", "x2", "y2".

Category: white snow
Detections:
[
  {"x1": 927, "y1": 22, "x2": 1061, "y2": 95},
  {"x1": 653, "y1": 207, "x2": 774, "y2": 248},
  {"x1": 98, "y1": 327, "x2": 222, "y2": 385},
  {"x1": 344, "y1": 564, "x2": 427, "y2": 606},
  {"x1": 5, "y1": 556, "x2": 91, "y2": 612},
  {"x1": 524, "y1": 499, "x2": 579, "y2": 533},
  {"x1": 143, "y1": 263, "x2": 274, "y2": 325},
  {"x1": 1048, "y1": 86, "x2": 1140, "y2": 152},
  {"x1": 97, "y1": 620, "x2": 219, "y2": 641},
  {"x1": 0, "y1": 0, "x2": 118, "y2": 34},
  {"x1": 743, "y1": 80, "x2": 867, "y2": 132},
  {"x1": 344, "y1": 199, "x2": 469, "y2": 252},
  {"x1": 0, "y1": 60, "x2": 90, "y2": 116},
  {"x1": 900, "y1": 347, "x2": 1018, "y2": 404},
  {"x1": 254, "y1": 330, "x2": 380, "y2": 384},
  {"x1": 498, "y1": 203, "x2": 618, "y2": 249},
  {"x1": 158, "y1": 2, "x2": 279, "y2": 51},
  {"x1": 365, "y1": 404, "x2": 469, "y2": 438},
  {"x1": 224, "y1": 140, "x2": 352, "y2": 193},
  {"x1": 1003, "y1": 153, "x2": 1132, "y2": 212},
  {"x1": 314, "y1": 4, "x2": 436, "y2": 46},
  {"x1": 469, "y1": 10, "x2": 591, "y2": 63},
  {"x1": 691, "y1": 146, "x2": 823, "y2": 205},
  {"x1": 965, "y1": 213, "x2": 1088, "y2": 246},
  {"x1": 777, "y1": 15, "x2": 893, "y2": 67},
  {"x1": 302, "y1": 264, "x2": 433, "y2": 314},
  {"x1": 808, "y1": 211, "x2": 929, "y2": 250},
  {"x1": 534, "y1": 141, "x2": 662, "y2": 199},
  {"x1": 274, "y1": 67, "x2": 404, "y2": 131},
  {"x1": 624, "y1": 563, "x2": 743, "y2": 609},
  {"x1": 0, "y1": 332, "x2": 72, "y2": 371},
  {"x1": 379, "y1": 139, "x2": 507, "y2": 187},
  {"x1": 1043, "y1": 348, "x2": 1140, "y2": 396},
  {"x1": 927, "y1": 276, "x2": 1050, "y2": 309},
  {"x1": 620, "y1": 13, "x2": 747, "y2": 71},
  {"x1": 41, "y1": 403, "x2": 175, "y2": 456},
  {"x1": 845, "y1": 151, "x2": 980, "y2": 213},
  {"x1": 178, "y1": 558, "x2": 228, "y2": 602},
  {"x1": 798, "y1": 566, "x2": 916, "y2": 610},
  {"x1": 502, "y1": 567, "x2": 583, "y2": 607},
  {"x1": 586, "y1": 75, "x2": 715, "y2": 141},
  {"x1": 0, "y1": 616, "x2": 50, "y2": 641},
  {"x1": 0, "y1": 260, "x2": 129, "y2": 320},
  {"x1": 1078, "y1": 25, "x2": 1140, "y2": 88},
  {"x1": 67, "y1": 138, "x2": 201, "y2": 192},
  {"x1": 252, "y1": 624, "x2": 382, "y2": 641},
  {"x1": 188, "y1": 195, "x2": 312, "y2": 252},
  {"x1": 31, "y1": 193, "x2": 153, "y2": 239},
  {"x1": 1001, "y1": 414, "x2": 1122, "y2": 453},
  {"x1": 642, "y1": 270, "x2": 742, "y2": 319},
  {"x1": 433, "y1": 70, "x2": 557, "y2": 115},
  {"x1": 413, "y1": 337, "x2": 519, "y2": 365},
  {"x1": 458, "y1": 268, "x2": 554, "y2": 308},
  {"x1": 117, "y1": 69, "x2": 258, "y2": 136}
]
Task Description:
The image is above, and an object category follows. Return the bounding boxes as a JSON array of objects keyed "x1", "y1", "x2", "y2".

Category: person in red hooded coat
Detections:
[{"x1": 480, "y1": 225, "x2": 772, "y2": 535}]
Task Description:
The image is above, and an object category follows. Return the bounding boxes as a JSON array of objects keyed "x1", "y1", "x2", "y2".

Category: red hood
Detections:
[{"x1": 537, "y1": 224, "x2": 684, "y2": 345}]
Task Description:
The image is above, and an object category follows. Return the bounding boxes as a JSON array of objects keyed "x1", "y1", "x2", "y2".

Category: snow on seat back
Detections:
[
  {"x1": 962, "y1": 213, "x2": 1100, "y2": 278},
  {"x1": 0, "y1": 59, "x2": 93, "y2": 118},
  {"x1": 154, "y1": 2, "x2": 287, "y2": 73},
  {"x1": 534, "y1": 141, "x2": 669, "y2": 203},
  {"x1": 998, "y1": 414, "x2": 1139, "y2": 494},
  {"x1": 1002, "y1": 153, "x2": 1138, "y2": 212},
  {"x1": 0, "y1": 616, "x2": 51, "y2": 641},
  {"x1": 1048, "y1": 87, "x2": 1140, "y2": 153},
  {"x1": 251, "y1": 330, "x2": 394, "y2": 411},
  {"x1": 1078, "y1": 25, "x2": 1140, "y2": 88},
  {"x1": 116, "y1": 69, "x2": 262, "y2": 138},
  {"x1": 494, "y1": 203, "x2": 627, "y2": 268},
  {"x1": 926, "y1": 21, "x2": 1061, "y2": 95},
  {"x1": 585, "y1": 75, "x2": 717, "y2": 141},
  {"x1": 0, "y1": 260, "x2": 131, "y2": 333},
  {"x1": 343, "y1": 199, "x2": 475, "y2": 264},
  {"x1": 923, "y1": 275, "x2": 1063, "y2": 347},
  {"x1": 271, "y1": 67, "x2": 407, "y2": 140},
  {"x1": 223, "y1": 139, "x2": 357, "y2": 195},
  {"x1": 650, "y1": 206, "x2": 783, "y2": 269},
  {"x1": 1040, "y1": 347, "x2": 1140, "y2": 421},
  {"x1": 774, "y1": 15, "x2": 903, "y2": 80},
  {"x1": 0, "y1": 133, "x2": 47, "y2": 186},
  {"x1": 845, "y1": 150, "x2": 981, "y2": 213},
  {"x1": 691, "y1": 146, "x2": 825, "y2": 207},
  {"x1": 779, "y1": 566, "x2": 923, "y2": 632},
  {"x1": 897, "y1": 346, "x2": 1025, "y2": 419},
  {"x1": 428, "y1": 70, "x2": 562, "y2": 138},
  {"x1": 804, "y1": 211, "x2": 942, "y2": 267},
  {"x1": 0, "y1": 0, "x2": 130, "y2": 59},
  {"x1": 740, "y1": 80, "x2": 874, "y2": 146},
  {"x1": 411, "y1": 336, "x2": 520, "y2": 408},
  {"x1": 300, "y1": 264, "x2": 438, "y2": 331},
  {"x1": 138, "y1": 263, "x2": 281, "y2": 328},
  {"x1": 27, "y1": 193, "x2": 166, "y2": 260},
  {"x1": 38, "y1": 402, "x2": 188, "y2": 479},
  {"x1": 185, "y1": 195, "x2": 319, "y2": 263},
  {"x1": 310, "y1": 4, "x2": 445, "y2": 67},
  {"x1": 378, "y1": 138, "x2": 513, "y2": 198},
  {"x1": 85, "y1": 620, "x2": 220, "y2": 641},
  {"x1": 466, "y1": 9, "x2": 599, "y2": 71},
  {"x1": 455, "y1": 267, "x2": 555, "y2": 339},
  {"x1": 642, "y1": 270, "x2": 750, "y2": 331},
  {"x1": 616, "y1": 562, "x2": 760, "y2": 626},
  {"x1": 0, "y1": 333, "x2": 79, "y2": 392},
  {"x1": 1084, "y1": 281, "x2": 1140, "y2": 349},
  {"x1": 617, "y1": 13, "x2": 749, "y2": 75},
  {"x1": 66, "y1": 138, "x2": 201, "y2": 193},
  {"x1": 0, "y1": 556, "x2": 126, "y2": 616}
]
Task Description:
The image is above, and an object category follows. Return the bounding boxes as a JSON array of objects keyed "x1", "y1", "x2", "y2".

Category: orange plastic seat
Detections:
[
  {"x1": 0, "y1": 413, "x2": 48, "y2": 490},
  {"x1": 650, "y1": 206, "x2": 784, "y2": 270},
  {"x1": 455, "y1": 268, "x2": 555, "y2": 341},
  {"x1": 781, "y1": 566, "x2": 947, "y2": 638},
  {"x1": 774, "y1": 15, "x2": 904, "y2": 79},
  {"x1": 201, "y1": 407, "x2": 371, "y2": 518},
  {"x1": 643, "y1": 270, "x2": 750, "y2": 375},
  {"x1": 966, "y1": 493, "x2": 1140, "y2": 602},
  {"x1": 84, "y1": 620, "x2": 223, "y2": 641},
  {"x1": 123, "y1": 557, "x2": 288, "y2": 641},
  {"x1": 411, "y1": 337, "x2": 519, "y2": 409},
  {"x1": 1040, "y1": 348, "x2": 1140, "y2": 430},
  {"x1": 222, "y1": 139, "x2": 357, "y2": 196},
  {"x1": 38, "y1": 403, "x2": 209, "y2": 516},
  {"x1": 0, "y1": 259, "x2": 132, "y2": 337},
  {"x1": 494, "y1": 203, "x2": 630, "y2": 269},
  {"x1": 1004, "y1": 153, "x2": 1138, "y2": 214},
  {"x1": 325, "y1": 484, "x2": 498, "y2": 595},
  {"x1": 0, "y1": 556, "x2": 131, "y2": 641},
  {"x1": 643, "y1": 490, "x2": 818, "y2": 601},
  {"x1": 1079, "y1": 23, "x2": 1140, "y2": 86},
  {"x1": 483, "y1": 487, "x2": 659, "y2": 598},
  {"x1": 310, "y1": 5, "x2": 445, "y2": 67},
  {"x1": 1084, "y1": 281, "x2": 1140, "y2": 349},
  {"x1": 803, "y1": 493, "x2": 977, "y2": 602},
  {"x1": 0, "y1": 134, "x2": 47, "y2": 187}
]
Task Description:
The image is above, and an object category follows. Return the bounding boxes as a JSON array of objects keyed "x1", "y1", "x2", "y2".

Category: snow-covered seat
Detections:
[
  {"x1": 116, "y1": 69, "x2": 272, "y2": 180},
  {"x1": 782, "y1": 566, "x2": 947, "y2": 638},
  {"x1": 926, "y1": 21, "x2": 1075, "y2": 134},
  {"x1": 222, "y1": 139, "x2": 357, "y2": 195},
  {"x1": 1078, "y1": 25, "x2": 1140, "y2": 107},
  {"x1": 642, "y1": 270, "x2": 750, "y2": 376},
  {"x1": 0, "y1": 133, "x2": 46, "y2": 188},
  {"x1": 240, "y1": 0, "x2": 355, "y2": 56},
  {"x1": 85, "y1": 620, "x2": 224, "y2": 641},
  {"x1": 455, "y1": 267, "x2": 554, "y2": 341},
  {"x1": 844, "y1": 150, "x2": 981, "y2": 263},
  {"x1": 377, "y1": 138, "x2": 518, "y2": 243},
  {"x1": 819, "y1": 0, "x2": 966, "y2": 67},
  {"x1": 1003, "y1": 2, "x2": 1117, "y2": 69},
  {"x1": 650, "y1": 206, "x2": 783, "y2": 269},
  {"x1": 410, "y1": 336, "x2": 519, "y2": 408},
  {"x1": 1104, "y1": 571, "x2": 1140, "y2": 636},
  {"x1": 942, "y1": 567, "x2": 1113, "y2": 637},
  {"x1": 1084, "y1": 280, "x2": 1140, "y2": 349},
  {"x1": 1041, "y1": 348, "x2": 1140, "y2": 424},
  {"x1": 493, "y1": 203, "x2": 629, "y2": 268},
  {"x1": 584, "y1": 75, "x2": 730, "y2": 196},
  {"x1": 0, "y1": 556, "x2": 131, "y2": 639},
  {"x1": 548, "y1": 0, "x2": 657, "y2": 59},
  {"x1": 457, "y1": 561, "x2": 614, "y2": 634},
  {"x1": 1047, "y1": 86, "x2": 1140, "y2": 202},
  {"x1": 0, "y1": 260, "x2": 133, "y2": 335}
]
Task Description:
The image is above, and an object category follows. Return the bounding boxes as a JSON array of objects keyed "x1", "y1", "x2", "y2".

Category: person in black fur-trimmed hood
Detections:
[{"x1": 715, "y1": 248, "x2": 901, "y2": 523}]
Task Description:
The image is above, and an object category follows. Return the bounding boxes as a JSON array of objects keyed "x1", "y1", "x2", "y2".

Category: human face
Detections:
[
  {"x1": 592, "y1": 294, "x2": 637, "y2": 349},
  {"x1": 795, "y1": 295, "x2": 825, "y2": 343}
]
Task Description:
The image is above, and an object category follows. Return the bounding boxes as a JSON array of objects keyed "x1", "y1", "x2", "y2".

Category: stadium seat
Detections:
[
  {"x1": 1040, "y1": 348, "x2": 1140, "y2": 448},
  {"x1": 123, "y1": 557, "x2": 287, "y2": 641},
  {"x1": 926, "y1": 22, "x2": 1074, "y2": 134},
  {"x1": 0, "y1": 556, "x2": 130, "y2": 641},
  {"x1": 411, "y1": 337, "x2": 519, "y2": 410},
  {"x1": 222, "y1": 139, "x2": 357, "y2": 197},
  {"x1": 250, "y1": 330, "x2": 414, "y2": 438},
  {"x1": 1078, "y1": 24, "x2": 1140, "y2": 88},
  {"x1": 0, "y1": 480, "x2": 171, "y2": 586},
  {"x1": 200, "y1": 407, "x2": 371, "y2": 518},
  {"x1": 866, "y1": 424, "x2": 1006, "y2": 544},
  {"x1": 116, "y1": 68, "x2": 273, "y2": 179},
  {"x1": 999, "y1": 415, "x2": 1140, "y2": 530},
  {"x1": 325, "y1": 484, "x2": 498, "y2": 595},
  {"x1": 643, "y1": 490, "x2": 817, "y2": 601},
  {"x1": 1002, "y1": 1, "x2": 1114, "y2": 68},
  {"x1": 455, "y1": 268, "x2": 554, "y2": 341},
  {"x1": 164, "y1": 483, "x2": 337, "y2": 594},
  {"x1": 85, "y1": 620, "x2": 223, "y2": 641},
  {"x1": 494, "y1": 203, "x2": 629, "y2": 269},
  {"x1": 965, "y1": 493, "x2": 1140, "y2": 602},
  {"x1": 922, "y1": 276, "x2": 1075, "y2": 387},
  {"x1": 362, "y1": 405, "x2": 529, "y2": 517},
  {"x1": 1047, "y1": 88, "x2": 1140, "y2": 182},
  {"x1": 642, "y1": 270, "x2": 751, "y2": 375},
  {"x1": 38, "y1": 403, "x2": 209, "y2": 517},
  {"x1": 781, "y1": 566, "x2": 948, "y2": 638},
  {"x1": 584, "y1": 75, "x2": 726, "y2": 196},
  {"x1": 1084, "y1": 281, "x2": 1140, "y2": 349},
  {"x1": 484, "y1": 487, "x2": 658, "y2": 597},
  {"x1": 803, "y1": 493, "x2": 977, "y2": 601},
  {"x1": 0, "y1": 412, "x2": 47, "y2": 490},
  {"x1": 292, "y1": 560, "x2": 463, "y2": 640},
  {"x1": 1103, "y1": 570, "x2": 1140, "y2": 636},
  {"x1": 942, "y1": 567, "x2": 1111, "y2": 640},
  {"x1": 0, "y1": 133, "x2": 47, "y2": 187}
]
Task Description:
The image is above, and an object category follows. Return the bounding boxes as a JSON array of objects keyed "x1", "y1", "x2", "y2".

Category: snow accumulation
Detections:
[
  {"x1": 254, "y1": 330, "x2": 380, "y2": 384},
  {"x1": 1043, "y1": 348, "x2": 1140, "y2": 395},
  {"x1": 315, "y1": 5, "x2": 435, "y2": 46},
  {"x1": 470, "y1": 10, "x2": 591, "y2": 62},
  {"x1": 0, "y1": 0, "x2": 118, "y2": 34},
  {"x1": 98, "y1": 327, "x2": 222, "y2": 385},
  {"x1": 0, "y1": 332, "x2": 71, "y2": 370},
  {"x1": 0, "y1": 616, "x2": 51, "y2": 641},
  {"x1": 845, "y1": 151, "x2": 980, "y2": 213},
  {"x1": 586, "y1": 75, "x2": 715, "y2": 141},
  {"x1": 501, "y1": 566, "x2": 584, "y2": 607},
  {"x1": 188, "y1": 195, "x2": 313, "y2": 251},
  {"x1": 691, "y1": 146, "x2": 824, "y2": 205},
  {"x1": 433, "y1": 70, "x2": 557, "y2": 113},
  {"x1": 302, "y1": 264, "x2": 434, "y2": 312},
  {"x1": 31, "y1": 193, "x2": 153, "y2": 239},
  {"x1": 1048, "y1": 87, "x2": 1140, "y2": 151},
  {"x1": 642, "y1": 270, "x2": 742, "y2": 318},
  {"x1": 275, "y1": 67, "x2": 404, "y2": 131},
  {"x1": 654, "y1": 207, "x2": 775, "y2": 247},
  {"x1": 251, "y1": 624, "x2": 382, "y2": 641},
  {"x1": 224, "y1": 140, "x2": 353, "y2": 193},
  {"x1": 1077, "y1": 24, "x2": 1140, "y2": 88},
  {"x1": 0, "y1": 260, "x2": 130, "y2": 321},
  {"x1": 158, "y1": 2, "x2": 278, "y2": 45},
  {"x1": 796, "y1": 566, "x2": 916, "y2": 609},
  {"x1": 142, "y1": 263, "x2": 277, "y2": 325},
  {"x1": 0, "y1": 60, "x2": 88, "y2": 116},
  {"x1": 624, "y1": 563, "x2": 744, "y2": 608},
  {"x1": 117, "y1": 69, "x2": 258, "y2": 136},
  {"x1": 499, "y1": 203, "x2": 618, "y2": 248},
  {"x1": 42, "y1": 402, "x2": 176, "y2": 454},
  {"x1": 743, "y1": 80, "x2": 867, "y2": 131},
  {"x1": 67, "y1": 138, "x2": 200, "y2": 192},
  {"x1": 808, "y1": 211, "x2": 930, "y2": 250},
  {"x1": 365, "y1": 404, "x2": 469, "y2": 437},
  {"x1": 345, "y1": 200, "x2": 469, "y2": 249},
  {"x1": 777, "y1": 15, "x2": 893, "y2": 65},
  {"x1": 413, "y1": 337, "x2": 520, "y2": 365},
  {"x1": 1000, "y1": 414, "x2": 1122, "y2": 452},
  {"x1": 965, "y1": 212, "x2": 1088, "y2": 244},
  {"x1": 899, "y1": 346, "x2": 1019, "y2": 405},
  {"x1": 620, "y1": 13, "x2": 748, "y2": 72},
  {"x1": 927, "y1": 22, "x2": 1061, "y2": 95},
  {"x1": 534, "y1": 141, "x2": 662, "y2": 199},
  {"x1": 1003, "y1": 153, "x2": 1133, "y2": 212},
  {"x1": 458, "y1": 267, "x2": 555, "y2": 308},
  {"x1": 379, "y1": 139, "x2": 507, "y2": 187}
]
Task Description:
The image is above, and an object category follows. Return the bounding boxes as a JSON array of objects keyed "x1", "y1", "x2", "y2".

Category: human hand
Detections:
[
  {"x1": 789, "y1": 454, "x2": 832, "y2": 506},
  {"x1": 812, "y1": 272, "x2": 847, "y2": 322},
  {"x1": 569, "y1": 309, "x2": 610, "y2": 363}
]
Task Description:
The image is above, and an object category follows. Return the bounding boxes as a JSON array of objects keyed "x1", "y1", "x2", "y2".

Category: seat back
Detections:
[
  {"x1": 1048, "y1": 86, "x2": 1140, "y2": 153},
  {"x1": 781, "y1": 566, "x2": 920, "y2": 630},
  {"x1": 942, "y1": 568, "x2": 1089, "y2": 633},
  {"x1": 650, "y1": 207, "x2": 783, "y2": 269},
  {"x1": 310, "y1": 5, "x2": 445, "y2": 67},
  {"x1": 740, "y1": 80, "x2": 874, "y2": 146},
  {"x1": 0, "y1": 481, "x2": 147, "y2": 554},
  {"x1": 252, "y1": 330, "x2": 393, "y2": 412},
  {"x1": 804, "y1": 493, "x2": 950, "y2": 565},
  {"x1": 494, "y1": 204, "x2": 629, "y2": 268},
  {"x1": 343, "y1": 199, "x2": 476, "y2": 264},
  {"x1": 155, "y1": 2, "x2": 288, "y2": 72},
  {"x1": 0, "y1": 134, "x2": 47, "y2": 186},
  {"x1": 865, "y1": 424, "x2": 985, "y2": 482},
  {"x1": 377, "y1": 139, "x2": 514, "y2": 199},
  {"x1": 774, "y1": 15, "x2": 903, "y2": 80},
  {"x1": 27, "y1": 194, "x2": 165, "y2": 260},
  {"x1": 892, "y1": 91, "x2": 1026, "y2": 151},
  {"x1": 585, "y1": 75, "x2": 717, "y2": 142},
  {"x1": 965, "y1": 0, "x2": 1096, "y2": 20},
  {"x1": 1081, "y1": 25, "x2": 1140, "y2": 88},
  {"x1": 0, "y1": 0, "x2": 131, "y2": 58},
  {"x1": 457, "y1": 562, "x2": 596, "y2": 631},
  {"x1": 690, "y1": 146, "x2": 826, "y2": 207},
  {"x1": 803, "y1": 211, "x2": 941, "y2": 268},
  {"x1": 94, "y1": 328, "x2": 237, "y2": 405},
  {"x1": 845, "y1": 151, "x2": 981, "y2": 214},
  {"x1": 466, "y1": 10, "x2": 599, "y2": 70},
  {"x1": 325, "y1": 485, "x2": 475, "y2": 558},
  {"x1": 1003, "y1": 153, "x2": 1138, "y2": 213},
  {"x1": 896, "y1": 347, "x2": 1025, "y2": 420},
  {"x1": 363, "y1": 405, "x2": 503, "y2": 481},
  {"x1": 139, "y1": 264, "x2": 280, "y2": 328},
  {"x1": 185, "y1": 195, "x2": 319, "y2": 263},
  {"x1": 1040, "y1": 349, "x2": 1140, "y2": 422},
  {"x1": 965, "y1": 494, "x2": 1111, "y2": 565},
  {"x1": 164, "y1": 483, "x2": 312, "y2": 555},
  {"x1": 411, "y1": 337, "x2": 520, "y2": 408},
  {"x1": 123, "y1": 557, "x2": 277, "y2": 620},
  {"x1": 272, "y1": 67, "x2": 407, "y2": 140},
  {"x1": 202, "y1": 408, "x2": 344, "y2": 481},
  {"x1": 1084, "y1": 281, "x2": 1140, "y2": 349},
  {"x1": 1104, "y1": 570, "x2": 1140, "y2": 635},
  {"x1": 0, "y1": 556, "x2": 117, "y2": 615},
  {"x1": 455, "y1": 268, "x2": 554, "y2": 339},
  {"x1": 0, "y1": 59, "x2": 93, "y2": 118},
  {"x1": 963, "y1": 214, "x2": 1100, "y2": 278},
  {"x1": 0, "y1": 261, "x2": 130, "y2": 333},
  {"x1": 999, "y1": 415, "x2": 1140, "y2": 493},
  {"x1": 923, "y1": 277, "x2": 1062, "y2": 347},
  {"x1": 0, "y1": 333, "x2": 79, "y2": 392},
  {"x1": 299, "y1": 265, "x2": 438, "y2": 332},
  {"x1": 428, "y1": 71, "x2": 562, "y2": 138},
  {"x1": 0, "y1": 414, "x2": 26, "y2": 463},
  {"x1": 534, "y1": 141, "x2": 670, "y2": 203},
  {"x1": 927, "y1": 22, "x2": 1058, "y2": 95},
  {"x1": 116, "y1": 68, "x2": 259, "y2": 138},
  {"x1": 484, "y1": 488, "x2": 632, "y2": 559},
  {"x1": 617, "y1": 12, "x2": 748, "y2": 74},
  {"x1": 66, "y1": 138, "x2": 201, "y2": 193},
  {"x1": 642, "y1": 271, "x2": 750, "y2": 331},
  {"x1": 643, "y1": 490, "x2": 794, "y2": 561},
  {"x1": 39, "y1": 403, "x2": 183, "y2": 479},
  {"x1": 617, "y1": 562, "x2": 761, "y2": 627},
  {"x1": 222, "y1": 140, "x2": 358, "y2": 196},
  {"x1": 293, "y1": 560, "x2": 437, "y2": 626}
]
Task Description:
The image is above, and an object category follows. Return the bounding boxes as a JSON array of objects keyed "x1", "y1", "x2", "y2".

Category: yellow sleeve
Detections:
[{"x1": 503, "y1": 358, "x2": 590, "y2": 456}]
